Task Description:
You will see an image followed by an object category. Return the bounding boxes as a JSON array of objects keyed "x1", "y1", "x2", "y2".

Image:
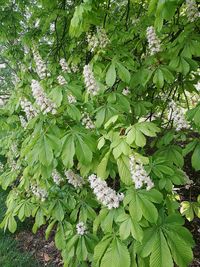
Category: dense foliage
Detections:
[{"x1": 0, "y1": 0, "x2": 200, "y2": 266}]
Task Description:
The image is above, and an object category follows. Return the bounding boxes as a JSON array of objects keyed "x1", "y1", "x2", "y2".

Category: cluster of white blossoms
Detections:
[
  {"x1": 122, "y1": 87, "x2": 130, "y2": 96},
  {"x1": 129, "y1": 155, "x2": 154, "y2": 190},
  {"x1": 83, "y1": 65, "x2": 99, "y2": 95},
  {"x1": 52, "y1": 170, "x2": 63, "y2": 185},
  {"x1": 195, "y1": 81, "x2": 200, "y2": 92},
  {"x1": 97, "y1": 27, "x2": 110, "y2": 49},
  {"x1": 168, "y1": 100, "x2": 190, "y2": 131},
  {"x1": 71, "y1": 63, "x2": 79, "y2": 73},
  {"x1": 57, "y1": 75, "x2": 67, "y2": 86},
  {"x1": 146, "y1": 26, "x2": 161, "y2": 55},
  {"x1": 81, "y1": 112, "x2": 95, "y2": 129},
  {"x1": 0, "y1": 162, "x2": 4, "y2": 172},
  {"x1": 31, "y1": 79, "x2": 57, "y2": 114},
  {"x1": 20, "y1": 98, "x2": 38, "y2": 120},
  {"x1": 31, "y1": 184, "x2": 48, "y2": 202},
  {"x1": 32, "y1": 48, "x2": 47, "y2": 79},
  {"x1": 87, "y1": 33, "x2": 99, "y2": 52},
  {"x1": 67, "y1": 94, "x2": 77, "y2": 104},
  {"x1": 11, "y1": 143, "x2": 19, "y2": 158},
  {"x1": 186, "y1": 0, "x2": 200, "y2": 22},
  {"x1": 76, "y1": 222, "x2": 86, "y2": 235},
  {"x1": 60, "y1": 58, "x2": 71, "y2": 73},
  {"x1": 8, "y1": 158, "x2": 21, "y2": 172},
  {"x1": 19, "y1": 115, "x2": 27, "y2": 128},
  {"x1": 64, "y1": 170, "x2": 84, "y2": 188},
  {"x1": 88, "y1": 174, "x2": 124, "y2": 209},
  {"x1": 87, "y1": 27, "x2": 109, "y2": 52}
]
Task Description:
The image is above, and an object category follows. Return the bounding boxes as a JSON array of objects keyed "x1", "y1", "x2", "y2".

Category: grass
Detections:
[{"x1": 0, "y1": 189, "x2": 42, "y2": 267}]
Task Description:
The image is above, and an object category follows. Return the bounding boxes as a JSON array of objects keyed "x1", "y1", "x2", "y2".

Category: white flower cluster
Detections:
[
  {"x1": 50, "y1": 23, "x2": 55, "y2": 32},
  {"x1": 57, "y1": 75, "x2": 67, "y2": 85},
  {"x1": 186, "y1": 0, "x2": 200, "y2": 22},
  {"x1": 11, "y1": 143, "x2": 19, "y2": 158},
  {"x1": 146, "y1": 26, "x2": 161, "y2": 55},
  {"x1": 168, "y1": 100, "x2": 190, "y2": 131},
  {"x1": 20, "y1": 98, "x2": 38, "y2": 120},
  {"x1": 76, "y1": 222, "x2": 86, "y2": 235},
  {"x1": 129, "y1": 155, "x2": 154, "y2": 190},
  {"x1": 88, "y1": 174, "x2": 124, "y2": 209},
  {"x1": 122, "y1": 87, "x2": 130, "y2": 96},
  {"x1": 52, "y1": 170, "x2": 63, "y2": 185},
  {"x1": 67, "y1": 94, "x2": 77, "y2": 104},
  {"x1": 87, "y1": 28, "x2": 109, "y2": 52},
  {"x1": 81, "y1": 112, "x2": 95, "y2": 129},
  {"x1": 0, "y1": 162, "x2": 4, "y2": 172},
  {"x1": 31, "y1": 79, "x2": 57, "y2": 114},
  {"x1": 8, "y1": 158, "x2": 21, "y2": 172},
  {"x1": 195, "y1": 81, "x2": 200, "y2": 92},
  {"x1": 19, "y1": 115, "x2": 27, "y2": 128},
  {"x1": 60, "y1": 58, "x2": 71, "y2": 73},
  {"x1": 65, "y1": 170, "x2": 84, "y2": 188},
  {"x1": 83, "y1": 65, "x2": 99, "y2": 95},
  {"x1": 32, "y1": 48, "x2": 47, "y2": 79},
  {"x1": 87, "y1": 33, "x2": 99, "y2": 52},
  {"x1": 71, "y1": 63, "x2": 79, "y2": 73},
  {"x1": 97, "y1": 27, "x2": 110, "y2": 49},
  {"x1": 31, "y1": 184, "x2": 48, "y2": 202}
]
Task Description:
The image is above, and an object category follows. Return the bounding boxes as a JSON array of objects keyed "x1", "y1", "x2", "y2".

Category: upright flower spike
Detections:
[
  {"x1": 97, "y1": 27, "x2": 109, "y2": 49},
  {"x1": 52, "y1": 170, "x2": 63, "y2": 185},
  {"x1": 76, "y1": 222, "x2": 86, "y2": 235},
  {"x1": 31, "y1": 79, "x2": 57, "y2": 115},
  {"x1": 65, "y1": 170, "x2": 84, "y2": 188},
  {"x1": 32, "y1": 48, "x2": 47, "y2": 79},
  {"x1": 20, "y1": 98, "x2": 38, "y2": 120},
  {"x1": 60, "y1": 58, "x2": 71, "y2": 73},
  {"x1": 146, "y1": 26, "x2": 161, "y2": 55},
  {"x1": 19, "y1": 115, "x2": 27, "y2": 128},
  {"x1": 57, "y1": 75, "x2": 67, "y2": 85},
  {"x1": 186, "y1": 0, "x2": 200, "y2": 22},
  {"x1": 129, "y1": 155, "x2": 154, "y2": 190},
  {"x1": 67, "y1": 94, "x2": 77, "y2": 104},
  {"x1": 87, "y1": 32, "x2": 99, "y2": 52},
  {"x1": 81, "y1": 112, "x2": 95, "y2": 129},
  {"x1": 31, "y1": 184, "x2": 48, "y2": 202},
  {"x1": 122, "y1": 87, "x2": 130, "y2": 96},
  {"x1": 83, "y1": 65, "x2": 99, "y2": 96},
  {"x1": 88, "y1": 174, "x2": 124, "y2": 209},
  {"x1": 168, "y1": 100, "x2": 190, "y2": 131}
]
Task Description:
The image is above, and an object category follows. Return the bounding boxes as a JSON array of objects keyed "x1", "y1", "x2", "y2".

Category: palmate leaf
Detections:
[
  {"x1": 100, "y1": 237, "x2": 130, "y2": 267},
  {"x1": 126, "y1": 122, "x2": 160, "y2": 147},
  {"x1": 138, "y1": 214, "x2": 194, "y2": 267}
]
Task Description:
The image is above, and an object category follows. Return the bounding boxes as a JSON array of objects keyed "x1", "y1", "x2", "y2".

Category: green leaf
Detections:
[
  {"x1": 150, "y1": 231, "x2": 173, "y2": 267},
  {"x1": 153, "y1": 69, "x2": 164, "y2": 88},
  {"x1": 116, "y1": 62, "x2": 130, "y2": 84},
  {"x1": 117, "y1": 155, "x2": 132, "y2": 185},
  {"x1": 180, "y1": 201, "x2": 194, "y2": 221},
  {"x1": 55, "y1": 223, "x2": 66, "y2": 250},
  {"x1": 75, "y1": 136, "x2": 93, "y2": 164},
  {"x1": 101, "y1": 238, "x2": 130, "y2": 267},
  {"x1": 93, "y1": 235, "x2": 113, "y2": 266},
  {"x1": 136, "y1": 194, "x2": 158, "y2": 223},
  {"x1": 164, "y1": 230, "x2": 193, "y2": 267},
  {"x1": 97, "y1": 151, "x2": 110, "y2": 179},
  {"x1": 8, "y1": 216, "x2": 17, "y2": 233},
  {"x1": 62, "y1": 135, "x2": 75, "y2": 168},
  {"x1": 192, "y1": 143, "x2": 200, "y2": 171},
  {"x1": 106, "y1": 63, "x2": 116, "y2": 87},
  {"x1": 39, "y1": 136, "x2": 53, "y2": 166},
  {"x1": 49, "y1": 87, "x2": 63, "y2": 106}
]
